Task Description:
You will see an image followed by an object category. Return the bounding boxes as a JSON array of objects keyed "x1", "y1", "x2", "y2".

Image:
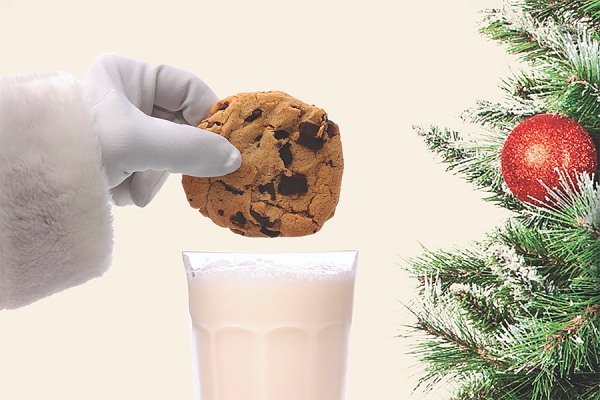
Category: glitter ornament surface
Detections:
[{"x1": 501, "y1": 114, "x2": 597, "y2": 206}]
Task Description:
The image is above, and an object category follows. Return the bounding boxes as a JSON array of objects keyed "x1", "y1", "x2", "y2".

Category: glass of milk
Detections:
[{"x1": 182, "y1": 250, "x2": 358, "y2": 400}]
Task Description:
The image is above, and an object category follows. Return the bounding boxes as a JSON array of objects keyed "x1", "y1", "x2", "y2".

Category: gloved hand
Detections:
[{"x1": 82, "y1": 53, "x2": 241, "y2": 207}]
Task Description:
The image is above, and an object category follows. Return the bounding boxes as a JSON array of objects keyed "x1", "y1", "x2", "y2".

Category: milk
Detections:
[{"x1": 183, "y1": 251, "x2": 358, "y2": 400}]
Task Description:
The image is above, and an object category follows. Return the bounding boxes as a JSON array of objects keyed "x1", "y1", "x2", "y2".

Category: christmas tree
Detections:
[{"x1": 406, "y1": 1, "x2": 600, "y2": 399}]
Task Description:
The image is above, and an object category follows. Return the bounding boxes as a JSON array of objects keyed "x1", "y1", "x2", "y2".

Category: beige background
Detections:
[{"x1": 0, "y1": 0, "x2": 510, "y2": 398}]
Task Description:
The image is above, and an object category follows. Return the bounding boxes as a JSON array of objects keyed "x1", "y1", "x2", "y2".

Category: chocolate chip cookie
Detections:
[{"x1": 182, "y1": 91, "x2": 343, "y2": 237}]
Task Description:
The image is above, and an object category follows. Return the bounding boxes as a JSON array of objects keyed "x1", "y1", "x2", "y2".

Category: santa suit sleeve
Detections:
[{"x1": 0, "y1": 71, "x2": 114, "y2": 310}]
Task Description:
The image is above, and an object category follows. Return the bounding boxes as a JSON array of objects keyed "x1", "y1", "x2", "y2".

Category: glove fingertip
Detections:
[{"x1": 221, "y1": 144, "x2": 242, "y2": 175}]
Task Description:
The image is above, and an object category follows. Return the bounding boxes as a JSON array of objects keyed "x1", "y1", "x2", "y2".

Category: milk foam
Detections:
[{"x1": 183, "y1": 251, "x2": 358, "y2": 281}]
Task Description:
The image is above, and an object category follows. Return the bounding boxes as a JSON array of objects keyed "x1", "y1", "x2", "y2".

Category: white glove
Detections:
[{"x1": 82, "y1": 53, "x2": 241, "y2": 207}]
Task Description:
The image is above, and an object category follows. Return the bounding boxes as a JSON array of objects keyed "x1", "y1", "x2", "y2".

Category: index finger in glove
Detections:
[
  {"x1": 152, "y1": 63, "x2": 218, "y2": 126},
  {"x1": 85, "y1": 53, "x2": 218, "y2": 126}
]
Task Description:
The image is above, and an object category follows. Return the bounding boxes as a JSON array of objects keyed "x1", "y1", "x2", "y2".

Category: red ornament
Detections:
[{"x1": 501, "y1": 114, "x2": 597, "y2": 206}]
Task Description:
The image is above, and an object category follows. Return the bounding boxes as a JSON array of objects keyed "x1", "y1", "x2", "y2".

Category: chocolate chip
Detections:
[
  {"x1": 326, "y1": 120, "x2": 336, "y2": 135},
  {"x1": 218, "y1": 210, "x2": 224, "y2": 216},
  {"x1": 250, "y1": 208, "x2": 274, "y2": 228},
  {"x1": 279, "y1": 143, "x2": 293, "y2": 167},
  {"x1": 245, "y1": 109, "x2": 262, "y2": 122},
  {"x1": 258, "y1": 182, "x2": 276, "y2": 201},
  {"x1": 260, "y1": 227, "x2": 281, "y2": 237},
  {"x1": 278, "y1": 174, "x2": 308, "y2": 195},
  {"x1": 298, "y1": 122, "x2": 324, "y2": 150},
  {"x1": 254, "y1": 134, "x2": 263, "y2": 142},
  {"x1": 224, "y1": 183, "x2": 244, "y2": 195},
  {"x1": 274, "y1": 130, "x2": 290, "y2": 139},
  {"x1": 217, "y1": 102, "x2": 229, "y2": 111},
  {"x1": 230, "y1": 211, "x2": 247, "y2": 226}
]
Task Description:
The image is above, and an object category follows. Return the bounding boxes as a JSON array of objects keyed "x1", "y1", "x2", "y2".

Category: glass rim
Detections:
[
  {"x1": 181, "y1": 249, "x2": 357, "y2": 256},
  {"x1": 182, "y1": 250, "x2": 358, "y2": 281}
]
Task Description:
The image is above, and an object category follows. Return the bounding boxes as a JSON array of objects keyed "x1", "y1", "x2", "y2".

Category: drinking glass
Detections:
[{"x1": 182, "y1": 251, "x2": 358, "y2": 400}]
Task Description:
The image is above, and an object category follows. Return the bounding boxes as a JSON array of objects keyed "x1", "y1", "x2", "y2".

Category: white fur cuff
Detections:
[{"x1": 0, "y1": 71, "x2": 113, "y2": 310}]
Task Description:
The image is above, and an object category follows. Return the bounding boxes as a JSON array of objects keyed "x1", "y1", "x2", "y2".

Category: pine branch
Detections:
[
  {"x1": 479, "y1": 5, "x2": 567, "y2": 64},
  {"x1": 409, "y1": 245, "x2": 496, "y2": 292},
  {"x1": 543, "y1": 304, "x2": 599, "y2": 353},
  {"x1": 408, "y1": 239, "x2": 531, "y2": 334},
  {"x1": 517, "y1": 173, "x2": 600, "y2": 272},
  {"x1": 479, "y1": 2, "x2": 600, "y2": 136},
  {"x1": 521, "y1": 0, "x2": 600, "y2": 31},
  {"x1": 413, "y1": 124, "x2": 522, "y2": 210},
  {"x1": 405, "y1": 276, "x2": 508, "y2": 394},
  {"x1": 555, "y1": 31, "x2": 600, "y2": 133},
  {"x1": 413, "y1": 125, "x2": 471, "y2": 164},
  {"x1": 462, "y1": 96, "x2": 547, "y2": 131},
  {"x1": 406, "y1": 205, "x2": 600, "y2": 398},
  {"x1": 408, "y1": 270, "x2": 600, "y2": 399},
  {"x1": 501, "y1": 310, "x2": 600, "y2": 400}
]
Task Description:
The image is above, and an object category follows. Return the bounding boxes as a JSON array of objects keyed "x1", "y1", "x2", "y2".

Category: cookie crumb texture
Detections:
[{"x1": 182, "y1": 91, "x2": 343, "y2": 237}]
